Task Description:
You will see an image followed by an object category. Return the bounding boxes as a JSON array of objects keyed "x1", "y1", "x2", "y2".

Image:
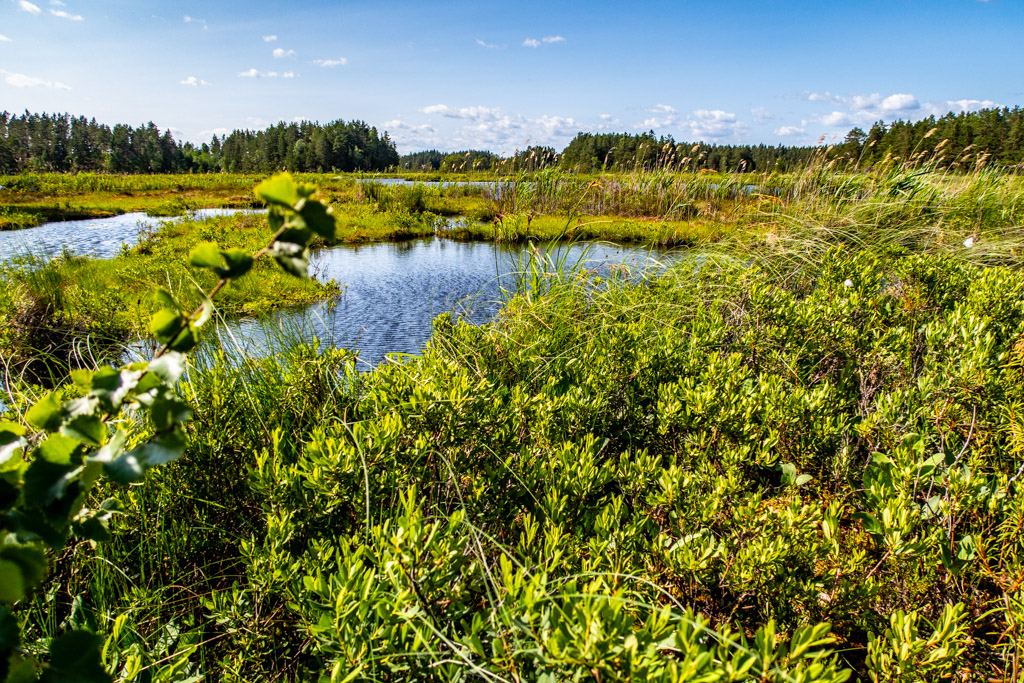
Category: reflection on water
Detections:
[
  {"x1": 216, "y1": 238, "x2": 668, "y2": 369},
  {"x1": 5, "y1": 212, "x2": 670, "y2": 372},
  {"x1": 0, "y1": 208, "x2": 263, "y2": 262}
]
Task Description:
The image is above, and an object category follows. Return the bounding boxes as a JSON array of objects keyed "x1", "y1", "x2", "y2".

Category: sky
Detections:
[{"x1": 1, "y1": 0, "x2": 1022, "y2": 155}]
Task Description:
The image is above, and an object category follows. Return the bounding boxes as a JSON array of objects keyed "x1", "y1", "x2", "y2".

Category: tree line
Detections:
[
  {"x1": 4, "y1": 107, "x2": 1024, "y2": 176},
  {"x1": 0, "y1": 112, "x2": 399, "y2": 174}
]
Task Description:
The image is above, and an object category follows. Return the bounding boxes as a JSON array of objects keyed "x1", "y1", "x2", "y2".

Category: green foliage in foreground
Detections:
[
  {"x1": 16, "y1": 239, "x2": 1024, "y2": 681},
  {"x1": 0, "y1": 174, "x2": 335, "y2": 680}
]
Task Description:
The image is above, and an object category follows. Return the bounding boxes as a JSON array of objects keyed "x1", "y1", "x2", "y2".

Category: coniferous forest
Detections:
[{"x1": 4, "y1": 107, "x2": 1024, "y2": 175}]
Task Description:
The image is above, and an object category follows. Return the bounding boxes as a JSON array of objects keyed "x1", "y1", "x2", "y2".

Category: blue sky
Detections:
[{"x1": 1, "y1": 0, "x2": 1021, "y2": 154}]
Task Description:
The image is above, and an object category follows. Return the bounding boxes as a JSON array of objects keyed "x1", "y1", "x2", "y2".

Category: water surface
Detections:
[
  {"x1": 0, "y1": 208, "x2": 262, "y2": 262},
  {"x1": 217, "y1": 238, "x2": 667, "y2": 369}
]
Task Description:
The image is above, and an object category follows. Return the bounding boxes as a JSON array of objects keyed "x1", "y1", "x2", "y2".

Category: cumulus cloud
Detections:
[
  {"x1": 597, "y1": 113, "x2": 622, "y2": 129},
  {"x1": 262, "y1": 34, "x2": 277, "y2": 42},
  {"x1": 0, "y1": 68, "x2": 70, "y2": 89},
  {"x1": 634, "y1": 105, "x2": 746, "y2": 142},
  {"x1": 687, "y1": 109, "x2": 746, "y2": 141},
  {"x1": 640, "y1": 104, "x2": 680, "y2": 128},
  {"x1": 273, "y1": 48, "x2": 295, "y2": 58},
  {"x1": 476, "y1": 38, "x2": 504, "y2": 49},
  {"x1": 180, "y1": 76, "x2": 211, "y2": 86},
  {"x1": 18, "y1": 1, "x2": 40, "y2": 14},
  {"x1": 184, "y1": 15, "x2": 207, "y2": 29},
  {"x1": 805, "y1": 91, "x2": 920, "y2": 114},
  {"x1": 239, "y1": 68, "x2": 278, "y2": 78},
  {"x1": 801, "y1": 89, "x2": 1000, "y2": 136},
  {"x1": 0, "y1": 34, "x2": 11, "y2": 42},
  {"x1": 49, "y1": 8, "x2": 81, "y2": 20},
  {"x1": 413, "y1": 103, "x2": 583, "y2": 153},
  {"x1": 283, "y1": 71, "x2": 295, "y2": 78},
  {"x1": 945, "y1": 98, "x2": 998, "y2": 112},
  {"x1": 774, "y1": 125, "x2": 805, "y2": 136},
  {"x1": 313, "y1": 57, "x2": 347, "y2": 67},
  {"x1": 751, "y1": 106, "x2": 774, "y2": 123},
  {"x1": 523, "y1": 35, "x2": 564, "y2": 48}
]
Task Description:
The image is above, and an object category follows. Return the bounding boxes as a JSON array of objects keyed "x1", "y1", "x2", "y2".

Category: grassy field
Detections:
[{"x1": 3, "y1": 163, "x2": 1024, "y2": 680}]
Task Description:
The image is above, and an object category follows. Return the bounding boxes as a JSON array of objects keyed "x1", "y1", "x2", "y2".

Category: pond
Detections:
[
  {"x1": 6, "y1": 211, "x2": 669, "y2": 370},
  {"x1": 216, "y1": 237, "x2": 668, "y2": 369},
  {"x1": 0, "y1": 208, "x2": 263, "y2": 262}
]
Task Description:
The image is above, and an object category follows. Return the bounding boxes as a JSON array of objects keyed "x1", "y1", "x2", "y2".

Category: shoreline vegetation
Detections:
[{"x1": 1, "y1": 153, "x2": 1024, "y2": 679}]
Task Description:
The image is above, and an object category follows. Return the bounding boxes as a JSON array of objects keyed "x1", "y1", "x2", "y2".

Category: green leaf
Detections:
[
  {"x1": 87, "y1": 429, "x2": 126, "y2": 464},
  {"x1": 0, "y1": 561, "x2": 26, "y2": 603},
  {"x1": 256, "y1": 173, "x2": 301, "y2": 209},
  {"x1": 0, "y1": 423, "x2": 27, "y2": 471},
  {"x1": 40, "y1": 630, "x2": 112, "y2": 683},
  {"x1": 25, "y1": 393, "x2": 62, "y2": 432},
  {"x1": 220, "y1": 248, "x2": 254, "y2": 279},
  {"x1": 89, "y1": 366, "x2": 142, "y2": 413},
  {"x1": 188, "y1": 241, "x2": 222, "y2": 269},
  {"x1": 60, "y1": 415, "x2": 106, "y2": 448},
  {"x1": 267, "y1": 207, "x2": 285, "y2": 233},
  {"x1": 151, "y1": 398, "x2": 193, "y2": 431},
  {"x1": 35, "y1": 434, "x2": 83, "y2": 466},
  {"x1": 150, "y1": 308, "x2": 186, "y2": 345},
  {"x1": 153, "y1": 288, "x2": 181, "y2": 312},
  {"x1": 193, "y1": 295, "x2": 215, "y2": 328},
  {"x1": 23, "y1": 450, "x2": 81, "y2": 505},
  {"x1": 0, "y1": 546, "x2": 47, "y2": 603},
  {"x1": 167, "y1": 324, "x2": 198, "y2": 353},
  {"x1": 104, "y1": 429, "x2": 186, "y2": 485},
  {"x1": 269, "y1": 241, "x2": 309, "y2": 278},
  {"x1": 277, "y1": 223, "x2": 313, "y2": 246},
  {"x1": 300, "y1": 199, "x2": 336, "y2": 239},
  {"x1": 73, "y1": 502, "x2": 123, "y2": 543}
]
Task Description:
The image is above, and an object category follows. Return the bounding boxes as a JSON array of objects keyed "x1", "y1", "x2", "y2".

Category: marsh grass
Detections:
[{"x1": 8, "y1": 160, "x2": 1024, "y2": 680}]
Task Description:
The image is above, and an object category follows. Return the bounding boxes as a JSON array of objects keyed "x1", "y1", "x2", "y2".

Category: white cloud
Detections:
[
  {"x1": 180, "y1": 76, "x2": 211, "y2": 86},
  {"x1": 239, "y1": 68, "x2": 278, "y2": 78},
  {"x1": 476, "y1": 38, "x2": 504, "y2": 49},
  {"x1": 774, "y1": 125, "x2": 805, "y2": 136},
  {"x1": 313, "y1": 57, "x2": 347, "y2": 67},
  {"x1": 634, "y1": 105, "x2": 746, "y2": 142},
  {"x1": 273, "y1": 48, "x2": 295, "y2": 58},
  {"x1": 262, "y1": 34, "x2": 277, "y2": 42},
  {"x1": 523, "y1": 35, "x2": 565, "y2": 47},
  {"x1": 944, "y1": 98, "x2": 998, "y2": 112},
  {"x1": 49, "y1": 8, "x2": 82, "y2": 20},
  {"x1": 0, "y1": 68, "x2": 70, "y2": 89},
  {"x1": 412, "y1": 103, "x2": 583, "y2": 153},
  {"x1": 49, "y1": 0, "x2": 64, "y2": 5},
  {"x1": 197, "y1": 127, "x2": 231, "y2": 141},
  {"x1": 880, "y1": 93, "x2": 918, "y2": 111},
  {"x1": 819, "y1": 111, "x2": 851, "y2": 126},
  {"x1": 687, "y1": 109, "x2": 746, "y2": 141},
  {"x1": 0, "y1": 34, "x2": 11, "y2": 42},
  {"x1": 283, "y1": 71, "x2": 295, "y2": 78},
  {"x1": 751, "y1": 106, "x2": 774, "y2": 123},
  {"x1": 18, "y1": 1, "x2": 41, "y2": 14},
  {"x1": 184, "y1": 15, "x2": 207, "y2": 29},
  {"x1": 640, "y1": 103, "x2": 680, "y2": 128}
]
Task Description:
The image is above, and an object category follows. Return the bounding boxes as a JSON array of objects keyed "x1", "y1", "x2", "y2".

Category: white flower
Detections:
[
  {"x1": 843, "y1": 279, "x2": 854, "y2": 288},
  {"x1": 963, "y1": 236, "x2": 975, "y2": 248}
]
